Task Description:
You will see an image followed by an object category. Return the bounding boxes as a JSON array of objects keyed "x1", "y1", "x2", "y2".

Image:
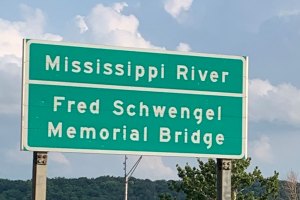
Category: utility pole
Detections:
[
  {"x1": 124, "y1": 155, "x2": 128, "y2": 200},
  {"x1": 124, "y1": 155, "x2": 142, "y2": 200}
]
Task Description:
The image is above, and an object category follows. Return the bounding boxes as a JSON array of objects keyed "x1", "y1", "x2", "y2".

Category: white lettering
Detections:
[
  {"x1": 67, "y1": 127, "x2": 76, "y2": 138},
  {"x1": 53, "y1": 96, "x2": 65, "y2": 112},
  {"x1": 193, "y1": 108, "x2": 203, "y2": 124},
  {"x1": 206, "y1": 109, "x2": 214, "y2": 120},
  {"x1": 153, "y1": 106, "x2": 166, "y2": 117},
  {"x1": 168, "y1": 107, "x2": 177, "y2": 118},
  {"x1": 103, "y1": 63, "x2": 112, "y2": 75},
  {"x1": 177, "y1": 65, "x2": 188, "y2": 80},
  {"x1": 84, "y1": 61, "x2": 93, "y2": 73},
  {"x1": 48, "y1": 122, "x2": 62, "y2": 137},
  {"x1": 90, "y1": 99, "x2": 100, "y2": 114},
  {"x1": 160, "y1": 127, "x2": 171, "y2": 142},
  {"x1": 135, "y1": 65, "x2": 145, "y2": 81},
  {"x1": 210, "y1": 71, "x2": 218, "y2": 82},
  {"x1": 191, "y1": 130, "x2": 200, "y2": 143},
  {"x1": 199, "y1": 70, "x2": 208, "y2": 81},
  {"x1": 130, "y1": 129, "x2": 139, "y2": 141},
  {"x1": 113, "y1": 100, "x2": 124, "y2": 115},
  {"x1": 99, "y1": 129, "x2": 109, "y2": 140},
  {"x1": 68, "y1": 100, "x2": 76, "y2": 112},
  {"x1": 80, "y1": 127, "x2": 96, "y2": 139},
  {"x1": 127, "y1": 104, "x2": 136, "y2": 116},
  {"x1": 77, "y1": 102, "x2": 87, "y2": 113},
  {"x1": 72, "y1": 61, "x2": 81, "y2": 73},
  {"x1": 148, "y1": 66, "x2": 158, "y2": 82},
  {"x1": 203, "y1": 133, "x2": 212, "y2": 149},
  {"x1": 222, "y1": 72, "x2": 229, "y2": 83},
  {"x1": 46, "y1": 55, "x2": 60, "y2": 71},
  {"x1": 216, "y1": 134, "x2": 224, "y2": 145}
]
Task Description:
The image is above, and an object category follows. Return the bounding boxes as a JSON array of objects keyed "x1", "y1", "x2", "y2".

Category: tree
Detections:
[
  {"x1": 161, "y1": 158, "x2": 279, "y2": 200},
  {"x1": 285, "y1": 170, "x2": 299, "y2": 200}
]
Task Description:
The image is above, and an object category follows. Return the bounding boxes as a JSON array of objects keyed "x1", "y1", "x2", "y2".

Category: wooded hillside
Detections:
[{"x1": 0, "y1": 176, "x2": 294, "y2": 199}]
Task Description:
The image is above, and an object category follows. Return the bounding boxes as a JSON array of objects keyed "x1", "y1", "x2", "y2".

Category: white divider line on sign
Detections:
[{"x1": 29, "y1": 80, "x2": 244, "y2": 98}]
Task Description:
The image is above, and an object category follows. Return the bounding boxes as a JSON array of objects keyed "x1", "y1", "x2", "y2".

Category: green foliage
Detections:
[
  {"x1": 162, "y1": 158, "x2": 279, "y2": 200},
  {"x1": 0, "y1": 170, "x2": 282, "y2": 200},
  {"x1": 0, "y1": 176, "x2": 184, "y2": 200},
  {"x1": 232, "y1": 158, "x2": 279, "y2": 200},
  {"x1": 0, "y1": 179, "x2": 31, "y2": 200},
  {"x1": 168, "y1": 159, "x2": 216, "y2": 200}
]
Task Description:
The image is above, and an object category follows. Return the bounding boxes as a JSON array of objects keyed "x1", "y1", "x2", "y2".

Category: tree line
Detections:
[
  {"x1": 0, "y1": 158, "x2": 298, "y2": 199},
  {"x1": 0, "y1": 176, "x2": 184, "y2": 200}
]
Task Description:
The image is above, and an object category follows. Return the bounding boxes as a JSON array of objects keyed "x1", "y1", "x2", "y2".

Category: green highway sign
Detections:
[{"x1": 21, "y1": 39, "x2": 248, "y2": 158}]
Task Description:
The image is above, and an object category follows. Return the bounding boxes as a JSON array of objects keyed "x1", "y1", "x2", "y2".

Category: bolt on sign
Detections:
[{"x1": 21, "y1": 39, "x2": 248, "y2": 159}]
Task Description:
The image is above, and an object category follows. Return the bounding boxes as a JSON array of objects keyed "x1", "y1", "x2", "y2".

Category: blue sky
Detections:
[{"x1": 1, "y1": 0, "x2": 300, "y2": 181}]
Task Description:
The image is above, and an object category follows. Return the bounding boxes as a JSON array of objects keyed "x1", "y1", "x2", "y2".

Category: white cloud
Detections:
[
  {"x1": 75, "y1": 3, "x2": 161, "y2": 49},
  {"x1": 249, "y1": 79, "x2": 300, "y2": 126},
  {"x1": 113, "y1": 2, "x2": 128, "y2": 13},
  {"x1": 0, "y1": 5, "x2": 62, "y2": 58},
  {"x1": 19, "y1": 4, "x2": 45, "y2": 36},
  {"x1": 0, "y1": 55, "x2": 21, "y2": 114},
  {"x1": 176, "y1": 42, "x2": 191, "y2": 52},
  {"x1": 250, "y1": 135, "x2": 273, "y2": 163},
  {"x1": 0, "y1": 5, "x2": 62, "y2": 115},
  {"x1": 0, "y1": 4, "x2": 50, "y2": 57},
  {"x1": 49, "y1": 152, "x2": 70, "y2": 166},
  {"x1": 19, "y1": 4, "x2": 62, "y2": 42},
  {"x1": 0, "y1": 19, "x2": 24, "y2": 57},
  {"x1": 164, "y1": 0, "x2": 193, "y2": 19},
  {"x1": 75, "y1": 15, "x2": 88, "y2": 34},
  {"x1": 127, "y1": 156, "x2": 176, "y2": 180}
]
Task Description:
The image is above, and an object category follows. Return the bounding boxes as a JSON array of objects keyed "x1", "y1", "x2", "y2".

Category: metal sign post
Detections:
[
  {"x1": 217, "y1": 159, "x2": 232, "y2": 200},
  {"x1": 32, "y1": 152, "x2": 48, "y2": 200}
]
